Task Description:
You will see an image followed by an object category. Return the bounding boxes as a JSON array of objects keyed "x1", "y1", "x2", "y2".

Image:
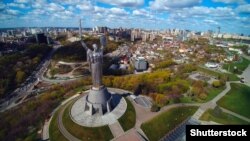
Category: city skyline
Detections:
[{"x1": 0, "y1": 0, "x2": 250, "y2": 35}]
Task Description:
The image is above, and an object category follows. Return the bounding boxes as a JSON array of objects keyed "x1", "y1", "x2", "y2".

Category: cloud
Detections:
[
  {"x1": 0, "y1": 2, "x2": 5, "y2": 11},
  {"x1": 132, "y1": 9, "x2": 147, "y2": 16},
  {"x1": 212, "y1": 0, "x2": 246, "y2": 4},
  {"x1": 150, "y1": 0, "x2": 201, "y2": 10},
  {"x1": 89, "y1": 6, "x2": 130, "y2": 22},
  {"x1": 7, "y1": 3, "x2": 29, "y2": 9},
  {"x1": 53, "y1": 12, "x2": 73, "y2": 19},
  {"x1": 94, "y1": 6, "x2": 107, "y2": 13},
  {"x1": 64, "y1": 10, "x2": 74, "y2": 16},
  {"x1": 6, "y1": 9, "x2": 21, "y2": 16},
  {"x1": 98, "y1": 0, "x2": 144, "y2": 7},
  {"x1": 0, "y1": 13, "x2": 15, "y2": 20},
  {"x1": 76, "y1": 1, "x2": 94, "y2": 11},
  {"x1": 53, "y1": 0, "x2": 82, "y2": 5},
  {"x1": 236, "y1": 4, "x2": 250, "y2": 13},
  {"x1": 238, "y1": 17, "x2": 250, "y2": 24},
  {"x1": 14, "y1": 0, "x2": 30, "y2": 3},
  {"x1": 0, "y1": 0, "x2": 249, "y2": 35},
  {"x1": 168, "y1": 6, "x2": 235, "y2": 19},
  {"x1": 110, "y1": 7, "x2": 129, "y2": 15},
  {"x1": 204, "y1": 19, "x2": 219, "y2": 25},
  {"x1": 47, "y1": 3, "x2": 65, "y2": 12},
  {"x1": 30, "y1": 9, "x2": 47, "y2": 15},
  {"x1": 132, "y1": 9, "x2": 152, "y2": 18},
  {"x1": 31, "y1": 0, "x2": 48, "y2": 9}
]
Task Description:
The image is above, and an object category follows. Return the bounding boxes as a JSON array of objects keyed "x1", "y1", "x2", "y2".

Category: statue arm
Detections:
[{"x1": 81, "y1": 41, "x2": 88, "y2": 51}]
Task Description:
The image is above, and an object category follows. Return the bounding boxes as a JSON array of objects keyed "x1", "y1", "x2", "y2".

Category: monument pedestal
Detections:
[{"x1": 83, "y1": 86, "x2": 113, "y2": 115}]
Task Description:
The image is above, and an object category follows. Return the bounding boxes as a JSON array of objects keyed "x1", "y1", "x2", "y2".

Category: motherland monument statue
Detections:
[{"x1": 79, "y1": 19, "x2": 113, "y2": 115}]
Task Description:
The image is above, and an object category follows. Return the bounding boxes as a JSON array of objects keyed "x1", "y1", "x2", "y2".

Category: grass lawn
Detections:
[
  {"x1": 118, "y1": 98, "x2": 136, "y2": 131},
  {"x1": 180, "y1": 96, "x2": 194, "y2": 103},
  {"x1": 141, "y1": 106, "x2": 198, "y2": 141},
  {"x1": 197, "y1": 67, "x2": 240, "y2": 81},
  {"x1": 200, "y1": 109, "x2": 249, "y2": 124},
  {"x1": 223, "y1": 57, "x2": 250, "y2": 74},
  {"x1": 49, "y1": 109, "x2": 68, "y2": 141},
  {"x1": 218, "y1": 83, "x2": 250, "y2": 118},
  {"x1": 180, "y1": 87, "x2": 225, "y2": 103},
  {"x1": 73, "y1": 86, "x2": 87, "y2": 93},
  {"x1": 62, "y1": 104, "x2": 113, "y2": 141},
  {"x1": 205, "y1": 87, "x2": 225, "y2": 102}
]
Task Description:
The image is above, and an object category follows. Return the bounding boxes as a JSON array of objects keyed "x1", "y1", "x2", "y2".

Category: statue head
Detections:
[{"x1": 93, "y1": 44, "x2": 98, "y2": 52}]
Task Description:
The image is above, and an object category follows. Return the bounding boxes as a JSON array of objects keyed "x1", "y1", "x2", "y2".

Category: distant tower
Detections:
[
  {"x1": 217, "y1": 26, "x2": 221, "y2": 34},
  {"x1": 79, "y1": 19, "x2": 82, "y2": 40},
  {"x1": 131, "y1": 30, "x2": 135, "y2": 41}
]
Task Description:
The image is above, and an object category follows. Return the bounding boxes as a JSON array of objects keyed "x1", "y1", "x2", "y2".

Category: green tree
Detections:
[{"x1": 155, "y1": 60, "x2": 175, "y2": 69}]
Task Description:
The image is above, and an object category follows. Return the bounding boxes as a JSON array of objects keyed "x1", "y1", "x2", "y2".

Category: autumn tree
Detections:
[
  {"x1": 16, "y1": 71, "x2": 26, "y2": 84},
  {"x1": 191, "y1": 80, "x2": 208, "y2": 100},
  {"x1": 212, "y1": 80, "x2": 221, "y2": 88}
]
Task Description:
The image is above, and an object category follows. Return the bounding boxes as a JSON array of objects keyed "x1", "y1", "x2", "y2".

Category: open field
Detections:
[
  {"x1": 118, "y1": 98, "x2": 136, "y2": 131},
  {"x1": 197, "y1": 67, "x2": 240, "y2": 81},
  {"x1": 223, "y1": 57, "x2": 250, "y2": 74},
  {"x1": 49, "y1": 109, "x2": 68, "y2": 141},
  {"x1": 141, "y1": 106, "x2": 198, "y2": 141},
  {"x1": 62, "y1": 104, "x2": 113, "y2": 141},
  {"x1": 218, "y1": 83, "x2": 250, "y2": 118},
  {"x1": 200, "y1": 109, "x2": 249, "y2": 125}
]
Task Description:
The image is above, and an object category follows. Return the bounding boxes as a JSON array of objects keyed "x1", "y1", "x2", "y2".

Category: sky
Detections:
[{"x1": 0, "y1": 0, "x2": 250, "y2": 35}]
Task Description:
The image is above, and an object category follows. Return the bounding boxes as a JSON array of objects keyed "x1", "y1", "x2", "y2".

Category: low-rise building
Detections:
[
  {"x1": 205, "y1": 62, "x2": 219, "y2": 68},
  {"x1": 134, "y1": 57, "x2": 148, "y2": 72}
]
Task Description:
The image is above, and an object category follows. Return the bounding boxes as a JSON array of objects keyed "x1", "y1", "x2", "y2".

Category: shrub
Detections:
[
  {"x1": 199, "y1": 93, "x2": 207, "y2": 100},
  {"x1": 212, "y1": 80, "x2": 221, "y2": 88},
  {"x1": 151, "y1": 104, "x2": 160, "y2": 112}
]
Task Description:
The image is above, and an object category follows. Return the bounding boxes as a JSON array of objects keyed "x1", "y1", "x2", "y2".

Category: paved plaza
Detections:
[
  {"x1": 241, "y1": 65, "x2": 250, "y2": 85},
  {"x1": 134, "y1": 96, "x2": 152, "y2": 108},
  {"x1": 189, "y1": 72, "x2": 217, "y2": 84}
]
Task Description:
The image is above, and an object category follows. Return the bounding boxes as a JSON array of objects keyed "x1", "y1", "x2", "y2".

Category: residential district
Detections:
[{"x1": 0, "y1": 26, "x2": 250, "y2": 141}]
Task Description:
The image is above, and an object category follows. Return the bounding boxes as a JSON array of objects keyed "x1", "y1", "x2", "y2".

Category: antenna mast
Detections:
[{"x1": 79, "y1": 19, "x2": 82, "y2": 40}]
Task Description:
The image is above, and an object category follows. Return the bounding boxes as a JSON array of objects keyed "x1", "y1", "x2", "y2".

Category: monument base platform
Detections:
[
  {"x1": 70, "y1": 93, "x2": 127, "y2": 127},
  {"x1": 83, "y1": 86, "x2": 113, "y2": 115}
]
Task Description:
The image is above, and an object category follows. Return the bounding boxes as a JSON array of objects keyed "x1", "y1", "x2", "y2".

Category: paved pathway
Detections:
[
  {"x1": 192, "y1": 81, "x2": 250, "y2": 123},
  {"x1": 212, "y1": 82, "x2": 231, "y2": 103},
  {"x1": 42, "y1": 94, "x2": 80, "y2": 140},
  {"x1": 192, "y1": 82, "x2": 232, "y2": 120},
  {"x1": 109, "y1": 121, "x2": 125, "y2": 138},
  {"x1": 57, "y1": 103, "x2": 81, "y2": 141},
  {"x1": 42, "y1": 119, "x2": 50, "y2": 140},
  {"x1": 42, "y1": 114, "x2": 55, "y2": 141},
  {"x1": 112, "y1": 129, "x2": 143, "y2": 141},
  {"x1": 242, "y1": 54, "x2": 250, "y2": 61},
  {"x1": 193, "y1": 57, "x2": 250, "y2": 121},
  {"x1": 220, "y1": 107, "x2": 250, "y2": 123}
]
